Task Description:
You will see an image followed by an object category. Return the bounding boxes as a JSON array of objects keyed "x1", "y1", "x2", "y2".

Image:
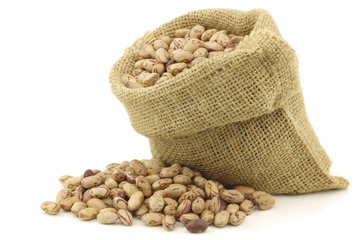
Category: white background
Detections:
[{"x1": 0, "y1": 0, "x2": 359, "y2": 239}]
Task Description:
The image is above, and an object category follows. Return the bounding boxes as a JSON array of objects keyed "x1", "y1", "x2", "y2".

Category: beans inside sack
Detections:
[{"x1": 121, "y1": 25, "x2": 245, "y2": 88}]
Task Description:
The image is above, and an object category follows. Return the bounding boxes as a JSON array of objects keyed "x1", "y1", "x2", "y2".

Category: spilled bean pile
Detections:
[
  {"x1": 41, "y1": 159, "x2": 275, "y2": 233},
  {"x1": 121, "y1": 25, "x2": 245, "y2": 88}
]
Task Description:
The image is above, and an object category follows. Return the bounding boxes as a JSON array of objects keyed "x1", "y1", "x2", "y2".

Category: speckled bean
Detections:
[
  {"x1": 214, "y1": 210, "x2": 230, "y2": 227},
  {"x1": 136, "y1": 176, "x2": 152, "y2": 197},
  {"x1": 180, "y1": 213, "x2": 200, "y2": 226},
  {"x1": 192, "y1": 197, "x2": 205, "y2": 214},
  {"x1": 78, "y1": 207, "x2": 98, "y2": 221},
  {"x1": 87, "y1": 198, "x2": 107, "y2": 211},
  {"x1": 205, "y1": 180, "x2": 219, "y2": 199},
  {"x1": 117, "y1": 209, "x2": 133, "y2": 226},
  {"x1": 97, "y1": 211, "x2": 118, "y2": 224},
  {"x1": 128, "y1": 191, "x2": 144, "y2": 211},
  {"x1": 200, "y1": 210, "x2": 214, "y2": 225},
  {"x1": 41, "y1": 201, "x2": 61, "y2": 215},
  {"x1": 162, "y1": 215, "x2": 176, "y2": 231},
  {"x1": 81, "y1": 175, "x2": 103, "y2": 189},
  {"x1": 164, "y1": 184, "x2": 187, "y2": 198},
  {"x1": 64, "y1": 176, "x2": 83, "y2": 190},
  {"x1": 60, "y1": 197, "x2": 80, "y2": 211},
  {"x1": 71, "y1": 201, "x2": 87, "y2": 216},
  {"x1": 149, "y1": 195, "x2": 165, "y2": 212},
  {"x1": 113, "y1": 197, "x2": 128, "y2": 211},
  {"x1": 229, "y1": 211, "x2": 246, "y2": 225},
  {"x1": 141, "y1": 213, "x2": 164, "y2": 226}
]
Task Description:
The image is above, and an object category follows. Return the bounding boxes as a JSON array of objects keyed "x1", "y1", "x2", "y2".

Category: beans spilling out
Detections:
[
  {"x1": 121, "y1": 25, "x2": 245, "y2": 88},
  {"x1": 41, "y1": 159, "x2": 275, "y2": 233}
]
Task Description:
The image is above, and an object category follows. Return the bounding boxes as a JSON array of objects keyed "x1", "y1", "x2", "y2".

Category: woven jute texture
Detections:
[{"x1": 110, "y1": 9, "x2": 349, "y2": 194}]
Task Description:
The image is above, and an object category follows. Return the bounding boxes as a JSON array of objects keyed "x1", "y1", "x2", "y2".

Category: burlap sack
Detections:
[{"x1": 110, "y1": 9, "x2": 349, "y2": 194}]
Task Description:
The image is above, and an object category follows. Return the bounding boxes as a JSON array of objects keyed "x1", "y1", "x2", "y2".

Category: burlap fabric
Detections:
[{"x1": 110, "y1": 9, "x2": 349, "y2": 194}]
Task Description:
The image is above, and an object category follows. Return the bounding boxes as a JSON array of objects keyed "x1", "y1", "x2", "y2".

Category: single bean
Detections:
[
  {"x1": 87, "y1": 198, "x2": 107, "y2": 211},
  {"x1": 78, "y1": 207, "x2": 98, "y2": 221},
  {"x1": 214, "y1": 210, "x2": 230, "y2": 227},
  {"x1": 128, "y1": 191, "x2": 144, "y2": 211},
  {"x1": 162, "y1": 215, "x2": 176, "y2": 231},
  {"x1": 117, "y1": 209, "x2": 133, "y2": 226},
  {"x1": 229, "y1": 211, "x2": 246, "y2": 225},
  {"x1": 41, "y1": 201, "x2": 60, "y2": 215},
  {"x1": 141, "y1": 213, "x2": 164, "y2": 226},
  {"x1": 97, "y1": 211, "x2": 118, "y2": 224},
  {"x1": 186, "y1": 219, "x2": 208, "y2": 233}
]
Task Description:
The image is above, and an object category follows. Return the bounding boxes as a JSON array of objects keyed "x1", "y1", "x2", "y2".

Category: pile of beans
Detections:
[
  {"x1": 121, "y1": 25, "x2": 245, "y2": 88},
  {"x1": 41, "y1": 158, "x2": 275, "y2": 233}
]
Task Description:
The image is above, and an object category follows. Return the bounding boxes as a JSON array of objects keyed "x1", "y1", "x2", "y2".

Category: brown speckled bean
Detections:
[
  {"x1": 81, "y1": 175, "x2": 103, "y2": 189},
  {"x1": 180, "y1": 213, "x2": 200, "y2": 226},
  {"x1": 136, "y1": 176, "x2": 152, "y2": 197},
  {"x1": 60, "y1": 197, "x2": 80, "y2": 211},
  {"x1": 56, "y1": 189, "x2": 72, "y2": 204},
  {"x1": 200, "y1": 209, "x2": 214, "y2": 225},
  {"x1": 205, "y1": 180, "x2": 219, "y2": 199},
  {"x1": 229, "y1": 211, "x2": 246, "y2": 225},
  {"x1": 117, "y1": 209, "x2": 133, "y2": 226},
  {"x1": 192, "y1": 197, "x2": 205, "y2": 214},
  {"x1": 214, "y1": 210, "x2": 230, "y2": 227},
  {"x1": 41, "y1": 201, "x2": 61, "y2": 215},
  {"x1": 59, "y1": 175, "x2": 72, "y2": 185},
  {"x1": 123, "y1": 182, "x2": 139, "y2": 198},
  {"x1": 141, "y1": 213, "x2": 164, "y2": 226},
  {"x1": 173, "y1": 175, "x2": 192, "y2": 185},
  {"x1": 113, "y1": 197, "x2": 128, "y2": 211},
  {"x1": 97, "y1": 211, "x2": 118, "y2": 224},
  {"x1": 226, "y1": 204, "x2": 240, "y2": 214},
  {"x1": 234, "y1": 186, "x2": 255, "y2": 199},
  {"x1": 176, "y1": 199, "x2": 192, "y2": 219},
  {"x1": 78, "y1": 207, "x2": 98, "y2": 221},
  {"x1": 64, "y1": 176, "x2": 83, "y2": 190},
  {"x1": 162, "y1": 215, "x2": 176, "y2": 231},
  {"x1": 152, "y1": 178, "x2": 172, "y2": 191},
  {"x1": 128, "y1": 191, "x2": 144, "y2": 211},
  {"x1": 90, "y1": 185, "x2": 110, "y2": 199},
  {"x1": 71, "y1": 202, "x2": 87, "y2": 217},
  {"x1": 149, "y1": 195, "x2": 165, "y2": 212},
  {"x1": 135, "y1": 204, "x2": 149, "y2": 218},
  {"x1": 253, "y1": 193, "x2": 276, "y2": 210},
  {"x1": 164, "y1": 184, "x2": 187, "y2": 198},
  {"x1": 240, "y1": 199, "x2": 254, "y2": 214},
  {"x1": 87, "y1": 198, "x2": 107, "y2": 211},
  {"x1": 220, "y1": 189, "x2": 244, "y2": 204}
]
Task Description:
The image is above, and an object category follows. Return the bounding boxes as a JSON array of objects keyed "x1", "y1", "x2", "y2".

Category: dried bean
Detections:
[
  {"x1": 141, "y1": 213, "x2": 164, "y2": 226},
  {"x1": 87, "y1": 198, "x2": 107, "y2": 211},
  {"x1": 81, "y1": 175, "x2": 103, "y2": 189},
  {"x1": 60, "y1": 197, "x2": 80, "y2": 211},
  {"x1": 128, "y1": 191, "x2": 144, "y2": 211},
  {"x1": 64, "y1": 176, "x2": 83, "y2": 190},
  {"x1": 180, "y1": 213, "x2": 200, "y2": 226},
  {"x1": 41, "y1": 201, "x2": 60, "y2": 215},
  {"x1": 229, "y1": 211, "x2": 246, "y2": 225},
  {"x1": 214, "y1": 211, "x2": 230, "y2": 227},
  {"x1": 200, "y1": 210, "x2": 214, "y2": 225},
  {"x1": 97, "y1": 211, "x2": 118, "y2": 224},
  {"x1": 71, "y1": 202, "x2": 87, "y2": 216},
  {"x1": 186, "y1": 219, "x2": 208, "y2": 233},
  {"x1": 117, "y1": 209, "x2": 133, "y2": 226},
  {"x1": 162, "y1": 215, "x2": 176, "y2": 231},
  {"x1": 149, "y1": 195, "x2": 165, "y2": 212},
  {"x1": 192, "y1": 197, "x2": 205, "y2": 214},
  {"x1": 78, "y1": 207, "x2": 98, "y2": 221}
]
